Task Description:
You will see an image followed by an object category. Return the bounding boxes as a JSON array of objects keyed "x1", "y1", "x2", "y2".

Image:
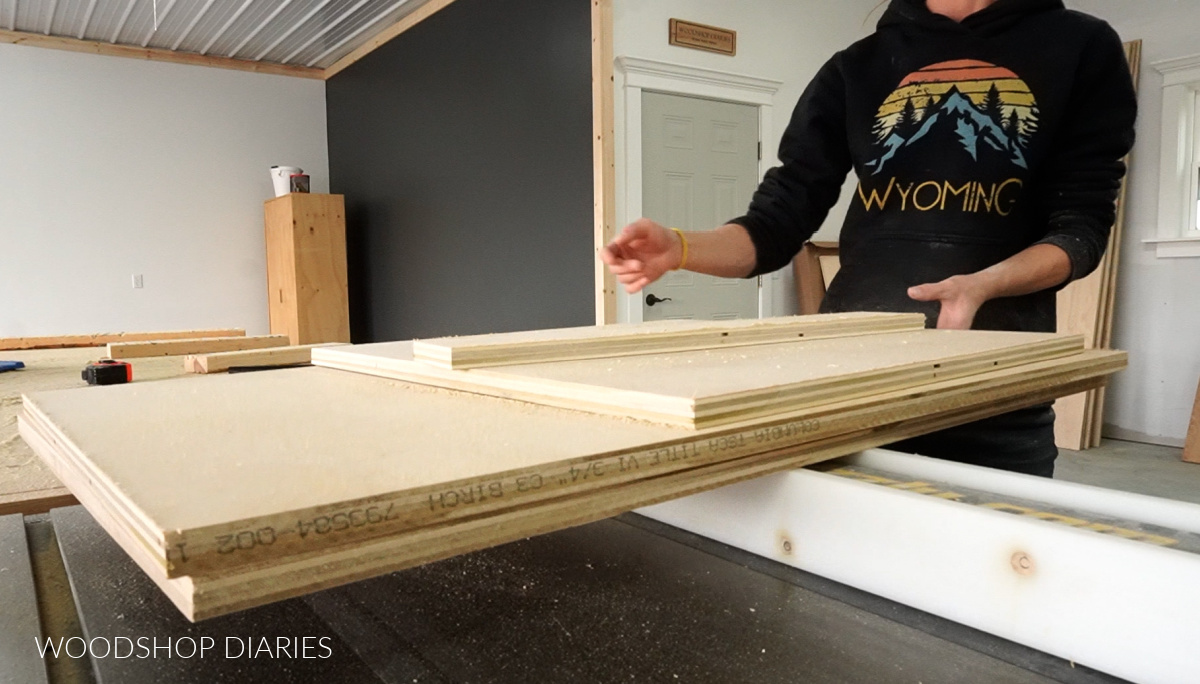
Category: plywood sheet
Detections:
[
  {"x1": 411, "y1": 312, "x2": 922, "y2": 369},
  {"x1": 23, "y1": 345, "x2": 1119, "y2": 583},
  {"x1": 20, "y1": 350, "x2": 1122, "y2": 620},
  {"x1": 319, "y1": 330, "x2": 1084, "y2": 428}
]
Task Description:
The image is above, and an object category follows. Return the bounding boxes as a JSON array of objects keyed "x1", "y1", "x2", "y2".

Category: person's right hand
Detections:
[{"x1": 600, "y1": 218, "x2": 684, "y2": 293}]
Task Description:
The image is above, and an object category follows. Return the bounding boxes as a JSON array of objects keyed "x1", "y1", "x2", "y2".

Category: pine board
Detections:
[
  {"x1": 107, "y1": 335, "x2": 290, "y2": 359},
  {"x1": 184, "y1": 343, "x2": 342, "y2": 373},
  {"x1": 19, "y1": 351, "x2": 1122, "y2": 621},
  {"x1": 0, "y1": 329, "x2": 244, "y2": 351},
  {"x1": 317, "y1": 330, "x2": 1084, "y2": 428},
  {"x1": 410, "y1": 312, "x2": 923, "y2": 369}
]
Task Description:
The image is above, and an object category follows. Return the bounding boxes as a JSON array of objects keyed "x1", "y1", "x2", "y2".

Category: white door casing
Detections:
[{"x1": 614, "y1": 56, "x2": 784, "y2": 324}]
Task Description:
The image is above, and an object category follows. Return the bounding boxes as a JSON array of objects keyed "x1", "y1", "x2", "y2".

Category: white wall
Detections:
[
  {"x1": 1066, "y1": 1, "x2": 1200, "y2": 445},
  {"x1": 0, "y1": 45, "x2": 328, "y2": 338},
  {"x1": 612, "y1": 0, "x2": 880, "y2": 318}
]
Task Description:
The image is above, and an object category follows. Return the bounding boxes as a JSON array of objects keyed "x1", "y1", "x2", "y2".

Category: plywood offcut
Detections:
[
  {"x1": 322, "y1": 329, "x2": 1083, "y2": 428},
  {"x1": 412, "y1": 312, "x2": 922, "y2": 369}
]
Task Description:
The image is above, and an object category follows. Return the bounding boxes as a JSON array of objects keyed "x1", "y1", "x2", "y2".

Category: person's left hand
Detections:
[{"x1": 907, "y1": 275, "x2": 987, "y2": 330}]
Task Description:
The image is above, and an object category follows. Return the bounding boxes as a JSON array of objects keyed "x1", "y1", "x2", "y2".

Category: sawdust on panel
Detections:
[
  {"x1": 25, "y1": 367, "x2": 685, "y2": 533},
  {"x1": 1, "y1": 349, "x2": 191, "y2": 502}
]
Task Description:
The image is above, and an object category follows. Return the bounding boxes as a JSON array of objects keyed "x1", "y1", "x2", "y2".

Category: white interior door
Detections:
[{"x1": 641, "y1": 91, "x2": 760, "y2": 321}]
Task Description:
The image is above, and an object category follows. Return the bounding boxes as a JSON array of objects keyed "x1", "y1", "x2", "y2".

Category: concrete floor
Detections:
[{"x1": 1056, "y1": 438, "x2": 1200, "y2": 504}]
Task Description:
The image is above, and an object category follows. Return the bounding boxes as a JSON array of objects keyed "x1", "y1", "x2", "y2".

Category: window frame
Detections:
[{"x1": 1149, "y1": 54, "x2": 1200, "y2": 257}]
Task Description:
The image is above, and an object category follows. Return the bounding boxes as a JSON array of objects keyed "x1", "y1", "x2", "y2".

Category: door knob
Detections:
[{"x1": 645, "y1": 294, "x2": 672, "y2": 306}]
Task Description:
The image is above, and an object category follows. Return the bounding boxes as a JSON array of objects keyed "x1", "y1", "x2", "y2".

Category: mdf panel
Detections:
[{"x1": 264, "y1": 194, "x2": 351, "y2": 345}]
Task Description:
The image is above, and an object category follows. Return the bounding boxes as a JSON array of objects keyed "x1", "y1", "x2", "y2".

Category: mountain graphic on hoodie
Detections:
[{"x1": 868, "y1": 85, "x2": 1030, "y2": 174}]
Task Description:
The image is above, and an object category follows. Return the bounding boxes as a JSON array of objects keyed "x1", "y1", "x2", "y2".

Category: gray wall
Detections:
[{"x1": 326, "y1": 0, "x2": 593, "y2": 342}]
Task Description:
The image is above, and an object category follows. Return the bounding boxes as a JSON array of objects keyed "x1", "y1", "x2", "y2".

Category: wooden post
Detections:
[{"x1": 592, "y1": 0, "x2": 616, "y2": 325}]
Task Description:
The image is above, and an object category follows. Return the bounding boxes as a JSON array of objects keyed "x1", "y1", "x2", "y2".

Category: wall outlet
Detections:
[{"x1": 132, "y1": 274, "x2": 144, "y2": 289}]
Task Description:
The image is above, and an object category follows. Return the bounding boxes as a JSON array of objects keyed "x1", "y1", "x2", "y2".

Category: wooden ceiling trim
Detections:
[{"x1": 0, "y1": 27, "x2": 324, "y2": 78}]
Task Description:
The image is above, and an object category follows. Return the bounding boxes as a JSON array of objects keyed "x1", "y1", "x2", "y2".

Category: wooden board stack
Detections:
[
  {"x1": 1053, "y1": 39, "x2": 1141, "y2": 451},
  {"x1": 19, "y1": 313, "x2": 1125, "y2": 621}
]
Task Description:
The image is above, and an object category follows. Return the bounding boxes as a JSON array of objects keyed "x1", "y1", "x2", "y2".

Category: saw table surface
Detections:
[{"x1": 3, "y1": 505, "x2": 1125, "y2": 684}]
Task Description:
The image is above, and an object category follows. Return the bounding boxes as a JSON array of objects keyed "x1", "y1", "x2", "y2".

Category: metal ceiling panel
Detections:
[
  {"x1": 6, "y1": 0, "x2": 444, "y2": 70},
  {"x1": 270, "y1": 0, "x2": 386, "y2": 64},
  {"x1": 226, "y1": 0, "x2": 326, "y2": 59},
  {"x1": 201, "y1": 0, "x2": 287, "y2": 57},
  {"x1": 306, "y1": 0, "x2": 419, "y2": 68},
  {"x1": 252, "y1": 0, "x2": 358, "y2": 63}
]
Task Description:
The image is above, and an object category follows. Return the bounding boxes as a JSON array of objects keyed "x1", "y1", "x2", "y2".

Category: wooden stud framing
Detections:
[
  {"x1": 592, "y1": 0, "x2": 616, "y2": 325},
  {"x1": 0, "y1": 28, "x2": 323, "y2": 79}
]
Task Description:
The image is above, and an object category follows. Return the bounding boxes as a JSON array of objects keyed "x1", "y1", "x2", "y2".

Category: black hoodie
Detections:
[{"x1": 731, "y1": 0, "x2": 1137, "y2": 331}]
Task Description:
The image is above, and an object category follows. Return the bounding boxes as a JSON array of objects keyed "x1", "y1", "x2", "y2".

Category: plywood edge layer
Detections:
[
  {"x1": 411, "y1": 313, "x2": 925, "y2": 369},
  {"x1": 108, "y1": 335, "x2": 290, "y2": 359},
  {"x1": 185, "y1": 343, "x2": 343, "y2": 373},
  {"x1": 0, "y1": 329, "x2": 246, "y2": 351}
]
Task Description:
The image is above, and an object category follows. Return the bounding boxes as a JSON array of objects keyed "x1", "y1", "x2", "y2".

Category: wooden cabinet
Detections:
[{"x1": 264, "y1": 193, "x2": 350, "y2": 345}]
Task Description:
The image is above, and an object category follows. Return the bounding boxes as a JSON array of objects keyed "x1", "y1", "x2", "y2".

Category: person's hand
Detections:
[
  {"x1": 907, "y1": 275, "x2": 987, "y2": 330},
  {"x1": 601, "y1": 218, "x2": 684, "y2": 293}
]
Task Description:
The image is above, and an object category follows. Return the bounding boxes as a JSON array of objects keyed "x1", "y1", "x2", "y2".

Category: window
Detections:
[{"x1": 1150, "y1": 54, "x2": 1200, "y2": 257}]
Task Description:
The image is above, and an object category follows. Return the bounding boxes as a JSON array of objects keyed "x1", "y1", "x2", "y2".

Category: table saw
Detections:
[{"x1": 5, "y1": 444, "x2": 1197, "y2": 683}]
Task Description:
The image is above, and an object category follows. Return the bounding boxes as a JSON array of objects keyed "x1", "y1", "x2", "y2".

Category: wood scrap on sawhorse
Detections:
[
  {"x1": 108, "y1": 335, "x2": 289, "y2": 359},
  {"x1": 792, "y1": 242, "x2": 840, "y2": 316},
  {"x1": 19, "y1": 349, "x2": 1122, "y2": 621},
  {"x1": 411, "y1": 312, "x2": 921, "y2": 369},
  {"x1": 316, "y1": 329, "x2": 1084, "y2": 429},
  {"x1": 184, "y1": 343, "x2": 344, "y2": 374},
  {"x1": 0, "y1": 329, "x2": 245, "y2": 351}
]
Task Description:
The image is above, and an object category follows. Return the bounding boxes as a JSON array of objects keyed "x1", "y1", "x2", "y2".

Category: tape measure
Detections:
[{"x1": 82, "y1": 359, "x2": 132, "y2": 385}]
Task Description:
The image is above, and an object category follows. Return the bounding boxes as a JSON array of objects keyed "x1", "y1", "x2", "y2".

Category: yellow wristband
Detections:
[{"x1": 670, "y1": 228, "x2": 688, "y2": 271}]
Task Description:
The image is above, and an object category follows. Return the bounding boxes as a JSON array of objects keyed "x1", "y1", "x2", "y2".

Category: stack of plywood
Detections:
[
  {"x1": 19, "y1": 313, "x2": 1125, "y2": 621},
  {"x1": 1054, "y1": 39, "x2": 1141, "y2": 451}
]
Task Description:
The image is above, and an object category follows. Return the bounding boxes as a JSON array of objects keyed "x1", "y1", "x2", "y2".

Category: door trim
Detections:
[{"x1": 614, "y1": 56, "x2": 783, "y2": 323}]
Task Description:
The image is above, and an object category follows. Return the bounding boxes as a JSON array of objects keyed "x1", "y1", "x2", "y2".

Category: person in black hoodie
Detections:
[{"x1": 602, "y1": 0, "x2": 1137, "y2": 477}]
